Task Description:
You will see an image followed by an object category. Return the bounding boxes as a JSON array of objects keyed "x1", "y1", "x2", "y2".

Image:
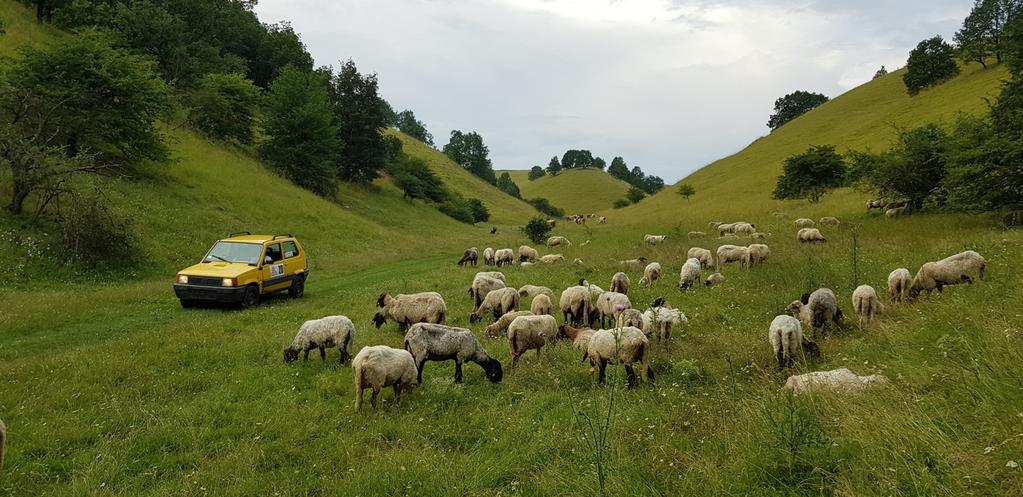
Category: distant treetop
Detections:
[{"x1": 767, "y1": 91, "x2": 830, "y2": 130}]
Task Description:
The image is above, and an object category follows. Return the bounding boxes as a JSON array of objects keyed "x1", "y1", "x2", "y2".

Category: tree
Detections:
[
  {"x1": 630, "y1": 166, "x2": 645, "y2": 185},
  {"x1": 443, "y1": 130, "x2": 496, "y2": 184},
  {"x1": 677, "y1": 183, "x2": 696, "y2": 201},
  {"x1": 467, "y1": 198, "x2": 490, "y2": 223},
  {"x1": 608, "y1": 156, "x2": 629, "y2": 180},
  {"x1": 592, "y1": 156, "x2": 606, "y2": 170},
  {"x1": 521, "y1": 215, "x2": 554, "y2": 245},
  {"x1": 767, "y1": 91, "x2": 829, "y2": 130},
  {"x1": 188, "y1": 73, "x2": 261, "y2": 144},
  {"x1": 904, "y1": 36, "x2": 960, "y2": 96},
  {"x1": 330, "y1": 59, "x2": 388, "y2": 183},
  {"x1": 395, "y1": 109, "x2": 433, "y2": 146},
  {"x1": 561, "y1": 149, "x2": 594, "y2": 169},
  {"x1": 956, "y1": 1, "x2": 996, "y2": 68},
  {"x1": 856, "y1": 125, "x2": 950, "y2": 210},
  {"x1": 528, "y1": 166, "x2": 546, "y2": 180},
  {"x1": 250, "y1": 21, "x2": 314, "y2": 88},
  {"x1": 496, "y1": 172, "x2": 521, "y2": 198},
  {"x1": 873, "y1": 66, "x2": 889, "y2": 79},
  {"x1": 642, "y1": 175, "x2": 665, "y2": 194},
  {"x1": 772, "y1": 145, "x2": 848, "y2": 203},
  {"x1": 261, "y1": 66, "x2": 340, "y2": 197},
  {"x1": 526, "y1": 197, "x2": 564, "y2": 218},
  {"x1": 387, "y1": 155, "x2": 448, "y2": 203},
  {"x1": 626, "y1": 187, "x2": 646, "y2": 204},
  {"x1": 546, "y1": 156, "x2": 562, "y2": 176}
]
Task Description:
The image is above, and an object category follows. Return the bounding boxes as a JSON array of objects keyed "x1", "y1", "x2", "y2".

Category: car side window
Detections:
[
  {"x1": 265, "y1": 243, "x2": 283, "y2": 263},
  {"x1": 283, "y1": 241, "x2": 299, "y2": 259}
]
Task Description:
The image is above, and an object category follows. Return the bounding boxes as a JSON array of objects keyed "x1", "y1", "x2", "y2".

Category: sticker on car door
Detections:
[{"x1": 270, "y1": 264, "x2": 285, "y2": 277}]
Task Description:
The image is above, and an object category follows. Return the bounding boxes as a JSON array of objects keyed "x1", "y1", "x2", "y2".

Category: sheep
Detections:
[
  {"x1": 0, "y1": 418, "x2": 4, "y2": 471},
  {"x1": 688, "y1": 231, "x2": 707, "y2": 240},
  {"x1": 547, "y1": 219, "x2": 556, "y2": 227},
  {"x1": 769, "y1": 315, "x2": 820, "y2": 370},
  {"x1": 475, "y1": 271, "x2": 507, "y2": 283},
  {"x1": 644, "y1": 234, "x2": 667, "y2": 244},
  {"x1": 687, "y1": 247, "x2": 714, "y2": 268},
  {"x1": 611, "y1": 272, "x2": 631, "y2": 294},
  {"x1": 469, "y1": 274, "x2": 506, "y2": 311},
  {"x1": 819, "y1": 217, "x2": 840, "y2": 226},
  {"x1": 547, "y1": 236, "x2": 571, "y2": 247},
  {"x1": 539, "y1": 254, "x2": 565, "y2": 264},
  {"x1": 619, "y1": 308, "x2": 646, "y2": 328},
  {"x1": 867, "y1": 199, "x2": 886, "y2": 210},
  {"x1": 559, "y1": 285, "x2": 592, "y2": 326},
  {"x1": 594, "y1": 291, "x2": 632, "y2": 328},
  {"x1": 573, "y1": 258, "x2": 585, "y2": 265},
  {"x1": 733, "y1": 223, "x2": 756, "y2": 236},
  {"x1": 373, "y1": 292, "x2": 448, "y2": 332},
  {"x1": 751, "y1": 232, "x2": 768, "y2": 240},
  {"x1": 747, "y1": 243, "x2": 770, "y2": 266},
  {"x1": 708, "y1": 221, "x2": 723, "y2": 228},
  {"x1": 716, "y1": 245, "x2": 750, "y2": 269},
  {"x1": 470, "y1": 287, "x2": 520, "y2": 323},
  {"x1": 797, "y1": 228, "x2": 826, "y2": 243},
  {"x1": 507, "y1": 315, "x2": 559, "y2": 366},
  {"x1": 403, "y1": 323, "x2": 503, "y2": 384},
  {"x1": 852, "y1": 285, "x2": 884, "y2": 324},
  {"x1": 885, "y1": 206, "x2": 908, "y2": 218},
  {"x1": 530, "y1": 293, "x2": 553, "y2": 316},
  {"x1": 457, "y1": 247, "x2": 479, "y2": 267},
  {"x1": 521, "y1": 262, "x2": 534, "y2": 269},
  {"x1": 783, "y1": 368, "x2": 889, "y2": 394},
  {"x1": 283, "y1": 315, "x2": 356, "y2": 365},
  {"x1": 599, "y1": 216, "x2": 607, "y2": 224},
  {"x1": 619, "y1": 257, "x2": 648, "y2": 266},
  {"x1": 518, "y1": 245, "x2": 539, "y2": 263},
  {"x1": 677, "y1": 258, "x2": 702, "y2": 290},
  {"x1": 483, "y1": 247, "x2": 495, "y2": 265},
  {"x1": 638, "y1": 262, "x2": 662, "y2": 287},
  {"x1": 717, "y1": 223, "x2": 737, "y2": 236},
  {"x1": 485, "y1": 310, "x2": 534, "y2": 338},
  {"x1": 585, "y1": 327, "x2": 654, "y2": 386},
  {"x1": 560, "y1": 324, "x2": 595, "y2": 356},
  {"x1": 794, "y1": 218, "x2": 815, "y2": 228},
  {"x1": 704, "y1": 273, "x2": 725, "y2": 286},
  {"x1": 787, "y1": 288, "x2": 844, "y2": 333},
  {"x1": 581, "y1": 279, "x2": 605, "y2": 301},
  {"x1": 494, "y1": 248, "x2": 515, "y2": 267},
  {"x1": 352, "y1": 345, "x2": 418, "y2": 413},
  {"x1": 518, "y1": 285, "x2": 554, "y2": 300},
  {"x1": 641, "y1": 304, "x2": 687, "y2": 344},
  {"x1": 888, "y1": 268, "x2": 912, "y2": 302},
  {"x1": 910, "y1": 250, "x2": 986, "y2": 296}
]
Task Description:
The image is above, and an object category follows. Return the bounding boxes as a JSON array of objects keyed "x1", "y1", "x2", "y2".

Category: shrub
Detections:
[
  {"x1": 59, "y1": 193, "x2": 138, "y2": 267},
  {"x1": 903, "y1": 36, "x2": 959, "y2": 96},
  {"x1": 521, "y1": 216, "x2": 554, "y2": 245},
  {"x1": 772, "y1": 145, "x2": 847, "y2": 203},
  {"x1": 438, "y1": 195, "x2": 475, "y2": 224},
  {"x1": 527, "y1": 197, "x2": 564, "y2": 218},
  {"x1": 626, "y1": 187, "x2": 646, "y2": 204},
  {"x1": 188, "y1": 73, "x2": 261, "y2": 144},
  {"x1": 676, "y1": 183, "x2": 696, "y2": 200},
  {"x1": 467, "y1": 198, "x2": 490, "y2": 223},
  {"x1": 613, "y1": 199, "x2": 630, "y2": 209}
]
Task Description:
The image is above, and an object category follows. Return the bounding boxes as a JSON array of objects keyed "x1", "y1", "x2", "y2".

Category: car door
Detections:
[
  {"x1": 261, "y1": 243, "x2": 289, "y2": 292},
  {"x1": 281, "y1": 240, "x2": 304, "y2": 280}
]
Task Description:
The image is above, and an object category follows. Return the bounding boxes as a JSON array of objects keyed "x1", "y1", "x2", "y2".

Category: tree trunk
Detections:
[
  {"x1": 36, "y1": 1, "x2": 45, "y2": 21},
  {"x1": 8, "y1": 185, "x2": 29, "y2": 215}
]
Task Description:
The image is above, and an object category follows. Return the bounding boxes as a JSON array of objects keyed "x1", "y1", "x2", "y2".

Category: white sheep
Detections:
[
  {"x1": 619, "y1": 308, "x2": 646, "y2": 329},
  {"x1": 530, "y1": 294, "x2": 553, "y2": 316},
  {"x1": 888, "y1": 268, "x2": 912, "y2": 302},
  {"x1": 851, "y1": 285, "x2": 883, "y2": 324},
  {"x1": 507, "y1": 315, "x2": 559, "y2": 366},
  {"x1": 403, "y1": 323, "x2": 503, "y2": 384},
  {"x1": 594, "y1": 291, "x2": 631, "y2": 328},
  {"x1": 573, "y1": 258, "x2": 585, "y2": 265},
  {"x1": 797, "y1": 228, "x2": 826, "y2": 243},
  {"x1": 783, "y1": 368, "x2": 889, "y2": 394},
  {"x1": 644, "y1": 234, "x2": 667, "y2": 244},
  {"x1": 518, "y1": 285, "x2": 554, "y2": 300},
  {"x1": 687, "y1": 247, "x2": 714, "y2": 268},
  {"x1": 483, "y1": 247, "x2": 495, "y2": 265},
  {"x1": 732, "y1": 222, "x2": 756, "y2": 236},
  {"x1": 708, "y1": 221, "x2": 723, "y2": 228},
  {"x1": 585, "y1": 327, "x2": 653, "y2": 386},
  {"x1": 641, "y1": 303, "x2": 687, "y2": 344},
  {"x1": 747, "y1": 243, "x2": 770, "y2": 266},
  {"x1": 911, "y1": 250, "x2": 986, "y2": 296},
  {"x1": 619, "y1": 257, "x2": 649, "y2": 267},
  {"x1": 638, "y1": 262, "x2": 662, "y2": 287},
  {"x1": 353, "y1": 345, "x2": 418, "y2": 413},
  {"x1": 787, "y1": 288, "x2": 844, "y2": 332},
  {"x1": 716, "y1": 245, "x2": 750, "y2": 269},
  {"x1": 769, "y1": 315, "x2": 820, "y2": 370},
  {"x1": 284, "y1": 315, "x2": 356, "y2": 364},
  {"x1": 518, "y1": 245, "x2": 539, "y2": 263},
  {"x1": 457, "y1": 247, "x2": 479, "y2": 267},
  {"x1": 373, "y1": 292, "x2": 448, "y2": 332},
  {"x1": 580, "y1": 279, "x2": 605, "y2": 301},
  {"x1": 470, "y1": 273, "x2": 506, "y2": 310},
  {"x1": 539, "y1": 254, "x2": 564, "y2": 264},
  {"x1": 485, "y1": 310, "x2": 534, "y2": 338},
  {"x1": 546, "y1": 236, "x2": 571, "y2": 247},
  {"x1": 678, "y1": 257, "x2": 702, "y2": 289},
  {"x1": 819, "y1": 217, "x2": 840, "y2": 226},
  {"x1": 470, "y1": 287, "x2": 520, "y2": 323},
  {"x1": 475, "y1": 271, "x2": 506, "y2": 283},
  {"x1": 494, "y1": 248, "x2": 515, "y2": 267},
  {"x1": 611, "y1": 272, "x2": 631, "y2": 294},
  {"x1": 559, "y1": 285, "x2": 592, "y2": 326},
  {"x1": 885, "y1": 206, "x2": 908, "y2": 218},
  {"x1": 704, "y1": 273, "x2": 725, "y2": 286},
  {"x1": 521, "y1": 262, "x2": 534, "y2": 269},
  {"x1": 794, "y1": 218, "x2": 815, "y2": 228}
]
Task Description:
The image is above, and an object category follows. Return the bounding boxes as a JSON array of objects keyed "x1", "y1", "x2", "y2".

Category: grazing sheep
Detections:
[
  {"x1": 678, "y1": 258, "x2": 702, "y2": 289},
  {"x1": 747, "y1": 243, "x2": 770, "y2": 266},
  {"x1": 546, "y1": 236, "x2": 571, "y2": 247},
  {"x1": 769, "y1": 315, "x2": 820, "y2": 370},
  {"x1": 573, "y1": 258, "x2": 585, "y2": 265},
  {"x1": 794, "y1": 218, "x2": 815, "y2": 228},
  {"x1": 353, "y1": 345, "x2": 418, "y2": 413},
  {"x1": 373, "y1": 292, "x2": 448, "y2": 332},
  {"x1": 470, "y1": 287, "x2": 520, "y2": 323},
  {"x1": 644, "y1": 234, "x2": 667, "y2": 245},
  {"x1": 852, "y1": 285, "x2": 883, "y2": 324},
  {"x1": 469, "y1": 274, "x2": 507, "y2": 311},
  {"x1": 585, "y1": 327, "x2": 654, "y2": 386},
  {"x1": 619, "y1": 257, "x2": 648, "y2": 266},
  {"x1": 475, "y1": 271, "x2": 507, "y2": 283},
  {"x1": 485, "y1": 310, "x2": 534, "y2": 338},
  {"x1": 819, "y1": 217, "x2": 840, "y2": 226},
  {"x1": 911, "y1": 250, "x2": 986, "y2": 296},
  {"x1": 560, "y1": 324, "x2": 595, "y2": 356},
  {"x1": 783, "y1": 368, "x2": 889, "y2": 394},
  {"x1": 733, "y1": 223, "x2": 756, "y2": 236},
  {"x1": 539, "y1": 254, "x2": 565, "y2": 264},
  {"x1": 530, "y1": 293, "x2": 553, "y2": 316},
  {"x1": 518, "y1": 245, "x2": 539, "y2": 263},
  {"x1": 688, "y1": 231, "x2": 706, "y2": 240},
  {"x1": 797, "y1": 228, "x2": 827, "y2": 243},
  {"x1": 751, "y1": 232, "x2": 768, "y2": 240},
  {"x1": 638, "y1": 262, "x2": 662, "y2": 287},
  {"x1": 717, "y1": 223, "x2": 737, "y2": 236},
  {"x1": 594, "y1": 291, "x2": 632, "y2": 328},
  {"x1": 494, "y1": 248, "x2": 515, "y2": 267},
  {"x1": 704, "y1": 273, "x2": 725, "y2": 286},
  {"x1": 547, "y1": 219, "x2": 556, "y2": 227},
  {"x1": 521, "y1": 262, "x2": 534, "y2": 269},
  {"x1": 581, "y1": 279, "x2": 605, "y2": 301},
  {"x1": 599, "y1": 216, "x2": 607, "y2": 224},
  {"x1": 716, "y1": 245, "x2": 750, "y2": 269},
  {"x1": 611, "y1": 272, "x2": 631, "y2": 294},
  {"x1": 687, "y1": 247, "x2": 714, "y2": 268},
  {"x1": 641, "y1": 304, "x2": 686, "y2": 344},
  {"x1": 403, "y1": 323, "x2": 503, "y2": 384},
  {"x1": 284, "y1": 315, "x2": 356, "y2": 364},
  {"x1": 518, "y1": 285, "x2": 554, "y2": 300},
  {"x1": 508, "y1": 315, "x2": 559, "y2": 366},
  {"x1": 885, "y1": 206, "x2": 908, "y2": 218},
  {"x1": 787, "y1": 288, "x2": 844, "y2": 332},
  {"x1": 888, "y1": 268, "x2": 912, "y2": 302},
  {"x1": 708, "y1": 221, "x2": 723, "y2": 228},
  {"x1": 619, "y1": 308, "x2": 645, "y2": 328},
  {"x1": 457, "y1": 247, "x2": 479, "y2": 267},
  {"x1": 0, "y1": 418, "x2": 4, "y2": 471},
  {"x1": 483, "y1": 247, "x2": 495, "y2": 266},
  {"x1": 867, "y1": 199, "x2": 885, "y2": 210},
  {"x1": 560, "y1": 286, "x2": 592, "y2": 325}
]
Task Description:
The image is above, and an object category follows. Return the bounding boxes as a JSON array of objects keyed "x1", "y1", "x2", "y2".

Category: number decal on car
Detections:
[{"x1": 270, "y1": 264, "x2": 285, "y2": 277}]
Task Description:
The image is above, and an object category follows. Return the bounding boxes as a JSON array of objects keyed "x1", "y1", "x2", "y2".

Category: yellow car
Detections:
[{"x1": 174, "y1": 232, "x2": 309, "y2": 308}]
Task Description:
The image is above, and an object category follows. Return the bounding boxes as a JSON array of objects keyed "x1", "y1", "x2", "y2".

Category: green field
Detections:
[
  {"x1": 500, "y1": 168, "x2": 633, "y2": 215},
  {"x1": 3, "y1": 1, "x2": 1023, "y2": 495}
]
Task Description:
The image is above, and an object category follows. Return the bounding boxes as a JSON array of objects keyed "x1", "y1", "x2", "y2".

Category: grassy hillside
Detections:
[
  {"x1": 501, "y1": 167, "x2": 633, "y2": 214},
  {"x1": 0, "y1": 0, "x2": 63, "y2": 58}
]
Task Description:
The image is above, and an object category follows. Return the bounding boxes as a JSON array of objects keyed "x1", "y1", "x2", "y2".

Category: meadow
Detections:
[{"x1": 500, "y1": 168, "x2": 632, "y2": 215}]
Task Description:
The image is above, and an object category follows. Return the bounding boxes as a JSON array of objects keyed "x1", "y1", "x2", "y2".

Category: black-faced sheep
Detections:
[
  {"x1": 644, "y1": 234, "x2": 667, "y2": 244},
  {"x1": 507, "y1": 315, "x2": 559, "y2": 367},
  {"x1": 494, "y1": 248, "x2": 515, "y2": 267},
  {"x1": 639, "y1": 262, "x2": 662, "y2": 287},
  {"x1": 353, "y1": 345, "x2": 418, "y2": 413},
  {"x1": 470, "y1": 287, "x2": 520, "y2": 323},
  {"x1": 769, "y1": 315, "x2": 820, "y2": 370},
  {"x1": 594, "y1": 291, "x2": 631, "y2": 328},
  {"x1": 518, "y1": 245, "x2": 539, "y2": 263},
  {"x1": 485, "y1": 310, "x2": 534, "y2": 338},
  {"x1": 469, "y1": 274, "x2": 506, "y2": 311},
  {"x1": 518, "y1": 284, "x2": 554, "y2": 300},
  {"x1": 747, "y1": 243, "x2": 770, "y2": 266},
  {"x1": 787, "y1": 288, "x2": 844, "y2": 332},
  {"x1": 888, "y1": 268, "x2": 912, "y2": 302},
  {"x1": 678, "y1": 257, "x2": 702, "y2": 290},
  {"x1": 585, "y1": 327, "x2": 654, "y2": 386},
  {"x1": 797, "y1": 228, "x2": 826, "y2": 243},
  {"x1": 530, "y1": 294, "x2": 553, "y2": 316},
  {"x1": 852, "y1": 285, "x2": 883, "y2": 324},
  {"x1": 546, "y1": 236, "x2": 571, "y2": 247},
  {"x1": 716, "y1": 245, "x2": 750, "y2": 269},
  {"x1": 373, "y1": 293, "x2": 448, "y2": 332},
  {"x1": 910, "y1": 250, "x2": 986, "y2": 296},
  {"x1": 483, "y1": 247, "x2": 495, "y2": 265},
  {"x1": 284, "y1": 315, "x2": 356, "y2": 364},
  {"x1": 457, "y1": 247, "x2": 479, "y2": 267},
  {"x1": 687, "y1": 247, "x2": 714, "y2": 268},
  {"x1": 559, "y1": 285, "x2": 592, "y2": 326},
  {"x1": 611, "y1": 272, "x2": 631, "y2": 294},
  {"x1": 403, "y1": 323, "x2": 503, "y2": 384},
  {"x1": 704, "y1": 273, "x2": 725, "y2": 286}
]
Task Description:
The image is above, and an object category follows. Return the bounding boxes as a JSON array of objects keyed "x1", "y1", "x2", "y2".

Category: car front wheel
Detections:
[
  {"x1": 241, "y1": 285, "x2": 260, "y2": 308},
  {"x1": 288, "y1": 276, "x2": 305, "y2": 299}
]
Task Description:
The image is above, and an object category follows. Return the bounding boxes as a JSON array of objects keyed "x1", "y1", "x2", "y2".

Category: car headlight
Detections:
[
  {"x1": 222, "y1": 278, "x2": 236, "y2": 287},
  {"x1": 177, "y1": 275, "x2": 188, "y2": 284}
]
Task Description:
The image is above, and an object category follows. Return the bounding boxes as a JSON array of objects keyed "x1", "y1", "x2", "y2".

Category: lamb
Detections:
[
  {"x1": 539, "y1": 254, "x2": 565, "y2": 264},
  {"x1": 283, "y1": 315, "x2": 356, "y2": 364},
  {"x1": 644, "y1": 234, "x2": 667, "y2": 244},
  {"x1": 530, "y1": 293, "x2": 553, "y2": 316},
  {"x1": 885, "y1": 206, "x2": 908, "y2": 218},
  {"x1": 456, "y1": 247, "x2": 479, "y2": 267},
  {"x1": 787, "y1": 288, "x2": 844, "y2": 332},
  {"x1": 852, "y1": 285, "x2": 884, "y2": 324},
  {"x1": 546, "y1": 236, "x2": 571, "y2": 247},
  {"x1": 638, "y1": 262, "x2": 662, "y2": 287},
  {"x1": 559, "y1": 285, "x2": 592, "y2": 326},
  {"x1": 819, "y1": 217, "x2": 841, "y2": 226},
  {"x1": 768, "y1": 315, "x2": 820, "y2": 370},
  {"x1": 797, "y1": 228, "x2": 826, "y2": 243},
  {"x1": 688, "y1": 231, "x2": 706, "y2": 240},
  {"x1": 403, "y1": 323, "x2": 503, "y2": 384},
  {"x1": 507, "y1": 315, "x2": 559, "y2": 366},
  {"x1": 0, "y1": 418, "x2": 5, "y2": 471},
  {"x1": 518, "y1": 245, "x2": 539, "y2": 263},
  {"x1": 352, "y1": 345, "x2": 418, "y2": 413},
  {"x1": 910, "y1": 250, "x2": 986, "y2": 296},
  {"x1": 641, "y1": 304, "x2": 687, "y2": 344},
  {"x1": 373, "y1": 292, "x2": 448, "y2": 332},
  {"x1": 888, "y1": 268, "x2": 912, "y2": 302},
  {"x1": 704, "y1": 273, "x2": 725, "y2": 286},
  {"x1": 716, "y1": 245, "x2": 750, "y2": 269},
  {"x1": 585, "y1": 327, "x2": 654, "y2": 386},
  {"x1": 483, "y1": 247, "x2": 495, "y2": 265},
  {"x1": 687, "y1": 247, "x2": 714, "y2": 268},
  {"x1": 747, "y1": 243, "x2": 770, "y2": 266},
  {"x1": 611, "y1": 272, "x2": 631, "y2": 294},
  {"x1": 678, "y1": 257, "x2": 702, "y2": 289},
  {"x1": 518, "y1": 284, "x2": 554, "y2": 300},
  {"x1": 470, "y1": 287, "x2": 520, "y2": 323},
  {"x1": 469, "y1": 274, "x2": 506, "y2": 311},
  {"x1": 783, "y1": 368, "x2": 888, "y2": 394},
  {"x1": 794, "y1": 218, "x2": 815, "y2": 228},
  {"x1": 594, "y1": 291, "x2": 632, "y2": 328},
  {"x1": 485, "y1": 310, "x2": 534, "y2": 338},
  {"x1": 494, "y1": 248, "x2": 515, "y2": 267}
]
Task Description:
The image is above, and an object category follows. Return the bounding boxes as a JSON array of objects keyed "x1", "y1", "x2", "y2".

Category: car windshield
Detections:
[{"x1": 203, "y1": 241, "x2": 262, "y2": 265}]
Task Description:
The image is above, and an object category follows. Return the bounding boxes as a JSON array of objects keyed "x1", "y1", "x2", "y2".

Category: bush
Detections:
[
  {"x1": 626, "y1": 187, "x2": 646, "y2": 204},
  {"x1": 60, "y1": 193, "x2": 138, "y2": 267},
  {"x1": 188, "y1": 73, "x2": 261, "y2": 144},
  {"x1": 467, "y1": 198, "x2": 490, "y2": 223},
  {"x1": 613, "y1": 199, "x2": 630, "y2": 209},
  {"x1": 772, "y1": 145, "x2": 847, "y2": 203},
  {"x1": 521, "y1": 216, "x2": 554, "y2": 245},
  {"x1": 904, "y1": 36, "x2": 959, "y2": 96},
  {"x1": 439, "y1": 195, "x2": 475, "y2": 224},
  {"x1": 527, "y1": 197, "x2": 564, "y2": 218}
]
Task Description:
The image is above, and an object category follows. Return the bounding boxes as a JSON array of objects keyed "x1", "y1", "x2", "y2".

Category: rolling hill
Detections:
[{"x1": 500, "y1": 167, "x2": 633, "y2": 214}]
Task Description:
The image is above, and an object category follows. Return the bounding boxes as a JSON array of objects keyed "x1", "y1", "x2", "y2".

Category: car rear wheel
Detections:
[
  {"x1": 241, "y1": 285, "x2": 260, "y2": 308},
  {"x1": 288, "y1": 276, "x2": 305, "y2": 299}
]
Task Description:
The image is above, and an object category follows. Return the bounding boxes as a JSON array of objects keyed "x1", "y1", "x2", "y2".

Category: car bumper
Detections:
[{"x1": 174, "y1": 284, "x2": 247, "y2": 303}]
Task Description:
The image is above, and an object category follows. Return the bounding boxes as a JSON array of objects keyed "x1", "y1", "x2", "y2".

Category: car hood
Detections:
[{"x1": 178, "y1": 262, "x2": 256, "y2": 278}]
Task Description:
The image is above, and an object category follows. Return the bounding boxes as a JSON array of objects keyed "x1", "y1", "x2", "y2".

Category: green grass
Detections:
[
  {"x1": 0, "y1": 0, "x2": 63, "y2": 58},
  {"x1": 501, "y1": 168, "x2": 633, "y2": 214}
]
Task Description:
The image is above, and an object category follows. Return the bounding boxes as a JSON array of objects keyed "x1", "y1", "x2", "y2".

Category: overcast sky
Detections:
[{"x1": 253, "y1": 0, "x2": 971, "y2": 182}]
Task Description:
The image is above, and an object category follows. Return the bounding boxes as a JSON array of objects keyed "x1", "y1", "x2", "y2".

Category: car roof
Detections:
[{"x1": 220, "y1": 235, "x2": 294, "y2": 243}]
